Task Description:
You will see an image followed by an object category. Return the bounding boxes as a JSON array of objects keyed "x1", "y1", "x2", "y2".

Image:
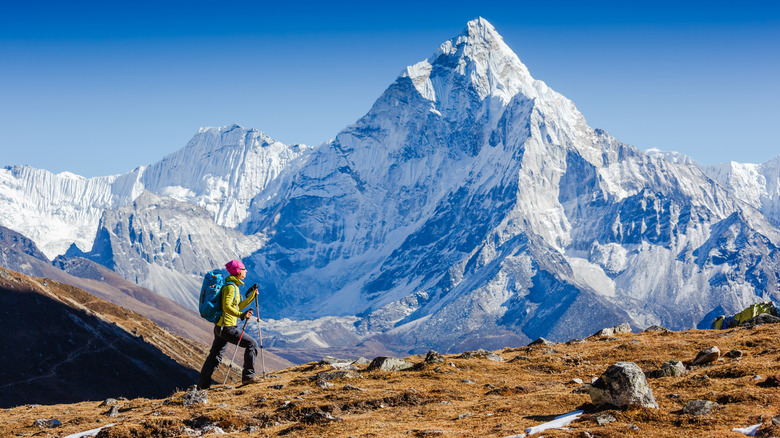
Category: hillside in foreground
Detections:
[
  {"x1": 0, "y1": 266, "x2": 291, "y2": 408},
  {"x1": 4, "y1": 322, "x2": 780, "y2": 437}
]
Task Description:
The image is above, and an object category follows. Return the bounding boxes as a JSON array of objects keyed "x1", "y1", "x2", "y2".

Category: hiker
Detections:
[{"x1": 197, "y1": 259, "x2": 260, "y2": 389}]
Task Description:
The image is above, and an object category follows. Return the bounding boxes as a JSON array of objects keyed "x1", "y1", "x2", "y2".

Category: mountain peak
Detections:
[
  {"x1": 462, "y1": 17, "x2": 502, "y2": 44},
  {"x1": 402, "y1": 17, "x2": 533, "y2": 105}
]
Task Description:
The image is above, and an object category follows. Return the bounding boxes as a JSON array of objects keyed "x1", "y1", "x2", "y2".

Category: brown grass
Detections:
[{"x1": 4, "y1": 324, "x2": 780, "y2": 437}]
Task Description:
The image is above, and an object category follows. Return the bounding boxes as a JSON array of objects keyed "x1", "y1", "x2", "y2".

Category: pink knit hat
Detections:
[{"x1": 225, "y1": 259, "x2": 246, "y2": 276}]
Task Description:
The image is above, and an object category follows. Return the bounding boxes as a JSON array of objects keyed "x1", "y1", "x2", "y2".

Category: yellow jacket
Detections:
[{"x1": 217, "y1": 276, "x2": 257, "y2": 327}]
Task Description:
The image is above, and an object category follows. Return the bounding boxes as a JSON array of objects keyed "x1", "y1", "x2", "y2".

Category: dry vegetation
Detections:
[{"x1": 5, "y1": 324, "x2": 780, "y2": 437}]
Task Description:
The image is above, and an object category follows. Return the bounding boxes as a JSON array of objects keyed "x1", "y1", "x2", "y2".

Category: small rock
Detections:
[
  {"x1": 105, "y1": 405, "x2": 119, "y2": 417},
  {"x1": 644, "y1": 325, "x2": 668, "y2": 332},
  {"x1": 33, "y1": 419, "x2": 61, "y2": 428},
  {"x1": 343, "y1": 384, "x2": 366, "y2": 391},
  {"x1": 200, "y1": 424, "x2": 225, "y2": 434},
  {"x1": 320, "y1": 356, "x2": 352, "y2": 366},
  {"x1": 366, "y1": 356, "x2": 415, "y2": 372},
  {"x1": 590, "y1": 362, "x2": 658, "y2": 409},
  {"x1": 316, "y1": 380, "x2": 334, "y2": 389},
  {"x1": 758, "y1": 375, "x2": 780, "y2": 387},
  {"x1": 316, "y1": 370, "x2": 361, "y2": 381},
  {"x1": 99, "y1": 398, "x2": 118, "y2": 407},
  {"x1": 646, "y1": 360, "x2": 686, "y2": 378},
  {"x1": 179, "y1": 389, "x2": 208, "y2": 406},
  {"x1": 691, "y1": 346, "x2": 721, "y2": 366},
  {"x1": 461, "y1": 379, "x2": 476, "y2": 384},
  {"x1": 596, "y1": 413, "x2": 616, "y2": 425},
  {"x1": 566, "y1": 338, "x2": 585, "y2": 345},
  {"x1": 269, "y1": 384, "x2": 285, "y2": 390},
  {"x1": 301, "y1": 411, "x2": 343, "y2": 424},
  {"x1": 594, "y1": 323, "x2": 632, "y2": 337},
  {"x1": 627, "y1": 424, "x2": 640, "y2": 431},
  {"x1": 353, "y1": 357, "x2": 371, "y2": 365},
  {"x1": 425, "y1": 350, "x2": 445, "y2": 364},
  {"x1": 528, "y1": 337, "x2": 554, "y2": 346},
  {"x1": 457, "y1": 412, "x2": 474, "y2": 420},
  {"x1": 667, "y1": 393, "x2": 681, "y2": 399},
  {"x1": 753, "y1": 375, "x2": 764, "y2": 381},
  {"x1": 572, "y1": 384, "x2": 591, "y2": 394},
  {"x1": 724, "y1": 349, "x2": 743, "y2": 358},
  {"x1": 682, "y1": 400, "x2": 719, "y2": 415},
  {"x1": 510, "y1": 355, "x2": 532, "y2": 362},
  {"x1": 772, "y1": 415, "x2": 780, "y2": 426},
  {"x1": 460, "y1": 349, "x2": 503, "y2": 361},
  {"x1": 571, "y1": 378, "x2": 584, "y2": 385}
]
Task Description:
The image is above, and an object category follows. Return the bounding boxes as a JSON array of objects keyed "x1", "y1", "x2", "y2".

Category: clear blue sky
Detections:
[{"x1": 1, "y1": 0, "x2": 778, "y2": 177}]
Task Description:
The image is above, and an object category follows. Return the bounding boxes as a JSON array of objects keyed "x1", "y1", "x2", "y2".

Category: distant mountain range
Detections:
[{"x1": 1, "y1": 18, "x2": 779, "y2": 356}]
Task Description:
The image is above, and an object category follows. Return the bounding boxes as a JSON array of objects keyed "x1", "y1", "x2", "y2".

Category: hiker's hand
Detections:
[
  {"x1": 249, "y1": 284, "x2": 258, "y2": 293},
  {"x1": 244, "y1": 309, "x2": 254, "y2": 319}
]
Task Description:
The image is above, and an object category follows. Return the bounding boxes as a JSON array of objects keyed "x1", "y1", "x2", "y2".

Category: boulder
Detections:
[
  {"x1": 644, "y1": 325, "x2": 669, "y2": 333},
  {"x1": 366, "y1": 357, "x2": 414, "y2": 372},
  {"x1": 682, "y1": 400, "x2": 718, "y2": 415},
  {"x1": 589, "y1": 362, "x2": 658, "y2": 409},
  {"x1": 691, "y1": 346, "x2": 721, "y2": 366}
]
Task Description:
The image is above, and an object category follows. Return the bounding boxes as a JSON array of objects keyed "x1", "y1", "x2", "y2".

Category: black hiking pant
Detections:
[{"x1": 197, "y1": 324, "x2": 258, "y2": 389}]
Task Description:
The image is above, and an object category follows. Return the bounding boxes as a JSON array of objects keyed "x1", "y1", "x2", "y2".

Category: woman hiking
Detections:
[{"x1": 197, "y1": 259, "x2": 260, "y2": 389}]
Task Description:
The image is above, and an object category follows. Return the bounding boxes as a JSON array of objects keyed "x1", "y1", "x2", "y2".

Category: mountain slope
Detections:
[
  {"x1": 0, "y1": 225, "x2": 294, "y2": 371},
  {"x1": 0, "y1": 266, "x2": 204, "y2": 407}
]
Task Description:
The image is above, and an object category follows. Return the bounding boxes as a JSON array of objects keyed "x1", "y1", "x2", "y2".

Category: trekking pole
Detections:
[
  {"x1": 254, "y1": 295, "x2": 266, "y2": 377},
  {"x1": 223, "y1": 318, "x2": 249, "y2": 385}
]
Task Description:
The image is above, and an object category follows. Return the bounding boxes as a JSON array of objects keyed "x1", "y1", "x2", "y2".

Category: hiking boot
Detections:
[{"x1": 242, "y1": 376, "x2": 262, "y2": 385}]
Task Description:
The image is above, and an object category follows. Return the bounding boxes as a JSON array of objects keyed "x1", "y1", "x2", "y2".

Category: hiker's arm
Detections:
[{"x1": 238, "y1": 285, "x2": 257, "y2": 311}]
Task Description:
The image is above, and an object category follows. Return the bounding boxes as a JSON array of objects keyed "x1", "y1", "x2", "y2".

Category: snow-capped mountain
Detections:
[
  {"x1": 1, "y1": 18, "x2": 778, "y2": 355},
  {"x1": 68, "y1": 191, "x2": 264, "y2": 308},
  {"x1": 702, "y1": 156, "x2": 780, "y2": 228},
  {"x1": 646, "y1": 149, "x2": 780, "y2": 228},
  {"x1": 0, "y1": 126, "x2": 310, "y2": 259},
  {"x1": 237, "y1": 18, "x2": 780, "y2": 352}
]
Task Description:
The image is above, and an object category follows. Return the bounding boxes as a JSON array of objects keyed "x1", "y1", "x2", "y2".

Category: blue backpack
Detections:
[{"x1": 199, "y1": 269, "x2": 231, "y2": 323}]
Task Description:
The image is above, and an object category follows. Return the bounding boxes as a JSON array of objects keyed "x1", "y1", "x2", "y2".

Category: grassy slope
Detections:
[{"x1": 3, "y1": 322, "x2": 780, "y2": 437}]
